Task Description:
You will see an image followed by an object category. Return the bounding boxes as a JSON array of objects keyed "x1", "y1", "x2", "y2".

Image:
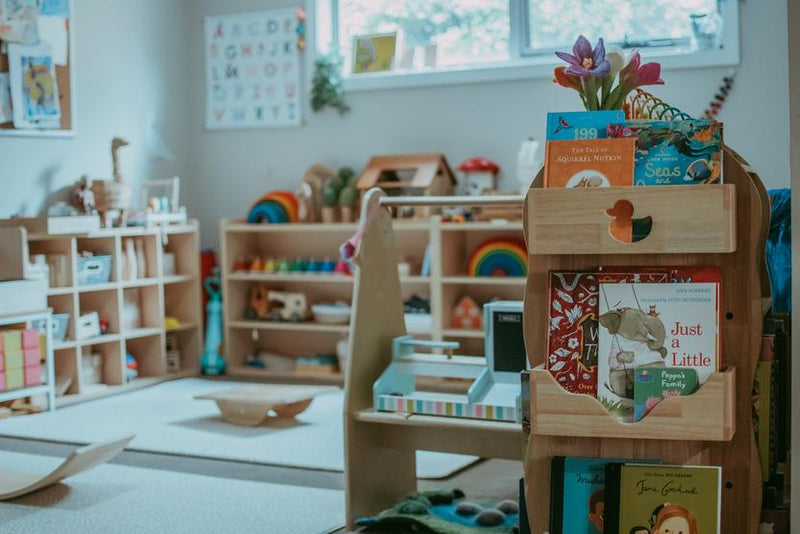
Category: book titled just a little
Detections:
[{"x1": 597, "y1": 282, "x2": 719, "y2": 422}]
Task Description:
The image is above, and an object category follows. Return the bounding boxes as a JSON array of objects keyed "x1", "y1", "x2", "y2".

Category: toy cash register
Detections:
[{"x1": 373, "y1": 301, "x2": 527, "y2": 422}]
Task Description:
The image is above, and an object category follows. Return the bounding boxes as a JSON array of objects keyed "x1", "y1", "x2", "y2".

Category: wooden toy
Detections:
[
  {"x1": 267, "y1": 291, "x2": 310, "y2": 322},
  {"x1": 457, "y1": 157, "x2": 500, "y2": 196},
  {"x1": 356, "y1": 154, "x2": 456, "y2": 218},
  {"x1": 245, "y1": 285, "x2": 271, "y2": 320},
  {"x1": 195, "y1": 384, "x2": 336, "y2": 426},
  {"x1": 247, "y1": 191, "x2": 299, "y2": 224},
  {"x1": 373, "y1": 321, "x2": 526, "y2": 422},
  {"x1": 140, "y1": 177, "x2": 188, "y2": 227},
  {"x1": 298, "y1": 164, "x2": 336, "y2": 222},
  {"x1": 0, "y1": 436, "x2": 134, "y2": 501},
  {"x1": 90, "y1": 138, "x2": 133, "y2": 228},
  {"x1": 232, "y1": 257, "x2": 249, "y2": 272},
  {"x1": 466, "y1": 238, "x2": 528, "y2": 277},
  {"x1": 451, "y1": 295, "x2": 481, "y2": 330}
]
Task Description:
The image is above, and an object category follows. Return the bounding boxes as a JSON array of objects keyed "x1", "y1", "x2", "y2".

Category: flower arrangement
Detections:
[{"x1": 554, "y1": 35, "x2": 664, "y2": 111}]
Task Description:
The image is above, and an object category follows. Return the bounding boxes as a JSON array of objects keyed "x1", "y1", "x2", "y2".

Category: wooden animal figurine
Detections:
[
  {"x1": 71, "y1": 176, "x2": 97, "y2": 215},
  {"x1": 91, "y1": 137, "x2": 132, "y2": 227}
]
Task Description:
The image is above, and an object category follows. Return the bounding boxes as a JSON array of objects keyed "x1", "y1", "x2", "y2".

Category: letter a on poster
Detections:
[{"x1": 204, "y1": 8, "x2": 302, "y2": 129}]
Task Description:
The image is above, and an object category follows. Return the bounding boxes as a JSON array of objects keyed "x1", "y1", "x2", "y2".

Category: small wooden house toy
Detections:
[
  {"x1": 457, "y1": 157, "x2": 499, "y2": 196},
  {"x1": 451, "y1": 295, "x2": 482, "y2": 330},
  {"x1": 357, "y1": 154, "x2": 456, "y2": 218}
]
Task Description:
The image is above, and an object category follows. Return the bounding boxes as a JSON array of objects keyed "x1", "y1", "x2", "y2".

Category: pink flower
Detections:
[{"x1": 619, "y1": 52, "x2": 664, "y2": 88}]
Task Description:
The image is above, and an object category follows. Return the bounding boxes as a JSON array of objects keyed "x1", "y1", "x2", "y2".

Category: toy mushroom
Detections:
[{"x1": 457, "y1": 158, "x2": 500, "y2": 196}]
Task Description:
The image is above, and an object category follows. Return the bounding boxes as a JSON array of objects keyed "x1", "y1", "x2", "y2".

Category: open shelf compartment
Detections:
[
  {"x1": 528, "y1": 366, "x2": 736, "y2": 442},
  {"x1": 526, "y1": 184, "x2": 736, "y2": 255}
]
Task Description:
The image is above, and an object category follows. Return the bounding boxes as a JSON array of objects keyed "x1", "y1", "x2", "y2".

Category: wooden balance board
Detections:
[{"x1": 195, "y1": 385, "x2": 338, "y2": 426}]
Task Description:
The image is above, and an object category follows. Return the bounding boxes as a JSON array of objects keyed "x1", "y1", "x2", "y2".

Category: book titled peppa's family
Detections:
[
  {"x1": 606, "y1": 119, "x2": 724, "y2": 186},
  {"x1": 633, "y1": 367, "x2": 698, "y2": 422},
  {"x1": 597, "y1": 281, "x2": 719, "y2": 422}
]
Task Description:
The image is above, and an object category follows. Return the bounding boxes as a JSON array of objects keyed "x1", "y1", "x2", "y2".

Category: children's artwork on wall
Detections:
[
  {"x1": 352, "y1": 32, "x2": 396, "y2": 74},
  {"x1": 0, "y1": 0, "x2": 39, "y2": 44},
  {"x1": 204, "y1": 8, "x2": 302, "y2": 130},
  {"x1": 0, "y1": 0, "x2": 74, "y2": 136},
  {"x1": 0, "y1": 73, "x2": 12, "y2": 123},
  {"x1": 7, "y1": 42, "x2": 61, "y2": 128}
]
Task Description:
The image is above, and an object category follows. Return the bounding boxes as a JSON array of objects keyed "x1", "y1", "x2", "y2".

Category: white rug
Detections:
[
  {"x1": 0, "y1": 450, "x2": 344, "y2": 534},
  {"x1": 0, "y1": 378, "x2": 479, "y2": 479}
]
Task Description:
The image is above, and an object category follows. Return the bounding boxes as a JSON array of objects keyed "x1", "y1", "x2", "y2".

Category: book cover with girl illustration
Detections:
[{"x1": 604, "y1": 464, "x2": 721, "y2": 534}]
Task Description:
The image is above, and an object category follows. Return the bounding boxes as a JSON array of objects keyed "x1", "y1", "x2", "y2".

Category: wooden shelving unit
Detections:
[
  {"x1": 16, "y1": 222, "x2": 203, "y2": 406},
  {"x1": 0, "y1": 309, "x2": 56, "y2": 411},
  {"x1": 522, "y1": 148, "x2": 768, "y2": 532},
  {"x1": 220, "y1": 217, "x2": 525, "y2": 384}
]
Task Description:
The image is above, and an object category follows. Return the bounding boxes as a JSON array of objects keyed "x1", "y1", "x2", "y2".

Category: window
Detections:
[{"x1": 315, "y1": 0, "x2": 738, "y2": 90}]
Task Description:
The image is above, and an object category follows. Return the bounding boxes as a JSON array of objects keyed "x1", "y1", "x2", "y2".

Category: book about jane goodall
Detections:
[
  {"x1": 597, "y1": 282, "x2": 719, "y2": 422},
  {"x1": 604, "y1": 464, "x2": 721, "y2": 534}
]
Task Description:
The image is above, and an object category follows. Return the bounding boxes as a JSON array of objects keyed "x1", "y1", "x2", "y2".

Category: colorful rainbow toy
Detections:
[
  {"x1": 466, "y1": 238, "x2": 528, "y2": 277},
  {"x1": 247, "y1": 191, "x2": 299, "y2": 224}
]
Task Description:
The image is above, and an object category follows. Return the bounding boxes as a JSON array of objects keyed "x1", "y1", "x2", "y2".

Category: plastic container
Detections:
[
  {"x1": 76, "y1": 255, "x2": 112, "y2": 285},
  {"x1": 32, "y1": 313, "x2": 70, "y2": 342}
]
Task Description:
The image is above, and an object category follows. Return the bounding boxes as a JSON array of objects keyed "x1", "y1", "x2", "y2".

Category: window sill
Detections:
[{"x1": 342, "y1": 45, "x2": 739, "y2": 93}]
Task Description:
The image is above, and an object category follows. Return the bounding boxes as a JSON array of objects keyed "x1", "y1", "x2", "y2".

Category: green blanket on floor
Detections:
[{"x1": 356, "y1": 489, "x2": 519, "y2": 534}]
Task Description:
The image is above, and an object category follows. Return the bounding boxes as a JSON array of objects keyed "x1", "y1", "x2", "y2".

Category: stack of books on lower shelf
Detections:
[{"x1": 548, "y1": 457, "x2": 721, "y2": 534}]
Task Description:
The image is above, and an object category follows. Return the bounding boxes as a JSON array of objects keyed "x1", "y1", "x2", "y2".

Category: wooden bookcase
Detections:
[
  {"x1": 522, "y1": 148, "x2": 768, "y2": 532},
  {"x1": 220, "y1": 218, "x2": 525, "y2": 384},
  {"x1": 16, "y1": 222, "x2": 203, "y2": 406}
]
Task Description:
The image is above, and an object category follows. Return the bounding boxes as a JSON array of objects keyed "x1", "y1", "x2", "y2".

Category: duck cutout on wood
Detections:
[{"x1": 605, "y1": 199, "x2": 652, "y2": 243}]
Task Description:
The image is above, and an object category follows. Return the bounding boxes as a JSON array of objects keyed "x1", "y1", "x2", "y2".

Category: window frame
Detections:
[{"x1": 312, "y1": 0, "x2": 740, "y2": 92}]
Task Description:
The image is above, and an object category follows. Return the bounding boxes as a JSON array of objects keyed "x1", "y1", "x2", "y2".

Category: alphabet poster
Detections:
[{"x1": 204, "y1": 8, "x2": 302, "y2": 130}]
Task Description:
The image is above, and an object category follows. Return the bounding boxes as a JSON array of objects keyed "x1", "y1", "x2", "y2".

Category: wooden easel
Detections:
[
  {"x1": 522, "y1": 147, "x2": 768, "y2": 532},
  {"x1": 344, "y1": 190, "x2": 524, "y2": 527}
]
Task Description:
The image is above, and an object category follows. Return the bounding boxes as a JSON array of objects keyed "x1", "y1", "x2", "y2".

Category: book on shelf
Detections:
[
  {"x1": 546, "y1": 270, "x2": 668, "y2": 396},
  {"x1": 544, "y1": 138, "x2": 635, "y2": 188},
  {"x1": 549, "y1": 456, "x2": 657, "y2": 534},
  {"x1": 606, "y1": 119, "x2": 724, "y2": 186},
  {"x1": 597, "y1": 281, "x2": 719, "y2": 422},
  {"x1": 604, "y1": 463, "x2": 722, "y2": 534},
  {"x1": 633, "y1": 367, "x2": 698, "y2": 422},
  {"x1": 546, "y1": 110, "x2": 626, "y2": 141}
]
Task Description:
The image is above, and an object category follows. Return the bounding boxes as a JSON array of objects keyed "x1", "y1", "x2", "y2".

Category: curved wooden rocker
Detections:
[{"x1": 0, "y1": 435, "x2": 134, "y2": 501}]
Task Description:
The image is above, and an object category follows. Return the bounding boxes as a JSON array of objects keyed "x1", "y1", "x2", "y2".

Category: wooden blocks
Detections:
[
  {"x1": 529, "y1": 366, "x2": 736, "y2": 442},
  {"x1": 526, "y1": 184, "x2": 736, "y2": 254}
]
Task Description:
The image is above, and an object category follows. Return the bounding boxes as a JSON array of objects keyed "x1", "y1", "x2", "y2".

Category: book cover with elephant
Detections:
[
  {"x1": 547, "y1": 271, "x2": 668, "y2": 396},
  {"x1": 597, "y1": 282, "x2": 719, "y2": 422},
  {"x1": 604, "y1": 464, "x2": 721, "y2": 534}
]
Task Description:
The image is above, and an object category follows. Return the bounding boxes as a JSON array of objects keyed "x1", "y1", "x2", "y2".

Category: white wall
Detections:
[
  {"x1": 0, "y1": 0, "x2": 190, "y2": 218},
  {"x1": 185, "y1": 0, "x2": 790, "y2": 248}
]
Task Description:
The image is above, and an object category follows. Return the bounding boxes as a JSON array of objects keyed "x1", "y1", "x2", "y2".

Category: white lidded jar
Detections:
[{"x1": 516, "y1": 137, "x2": 541, "y2": 193}]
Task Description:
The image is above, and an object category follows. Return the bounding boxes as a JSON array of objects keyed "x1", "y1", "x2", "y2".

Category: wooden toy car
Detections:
[
  {"x1": 245, "y1": 285, "x2": 271, "y2": 320},
  {"x1": 267, "y1": 291, "x2": 310, "y2": 322}
]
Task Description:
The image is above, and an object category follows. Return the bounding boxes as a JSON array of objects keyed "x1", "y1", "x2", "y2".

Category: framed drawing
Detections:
[{"x1": 0, "y1": 0, "x2": 76, "y2": 137}]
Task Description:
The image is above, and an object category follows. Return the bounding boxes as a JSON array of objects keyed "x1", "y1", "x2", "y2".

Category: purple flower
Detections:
[{"x1": 555, "y1": 35, "x2": 611, "y2": 78}]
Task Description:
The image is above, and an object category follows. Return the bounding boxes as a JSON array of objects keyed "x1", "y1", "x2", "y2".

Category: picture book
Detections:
[
  {"x1": 544, "y1": 138, "x2": 635, "y2": 188},
  {"x1": 547, "y1": 271, "x2": 668, "y2": 396},
  {"x1": 546, "y1": 110, "x2": 626, "y2": 141},
  {"x1": 605, "y1": 464, "x2": 721, "y2": 534},
  {"x1": 606, "y1": 119, "x2": 723, "y2": 186},
  {"x1": 633, "y1": 367, "x2": 698, "y2": 422},
  {"x1": 597, "y1": 282, "x2": 719, "y2": 422},
  {"x1": 550, "y1": 457, "x2": 646, "y2": 534}
]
